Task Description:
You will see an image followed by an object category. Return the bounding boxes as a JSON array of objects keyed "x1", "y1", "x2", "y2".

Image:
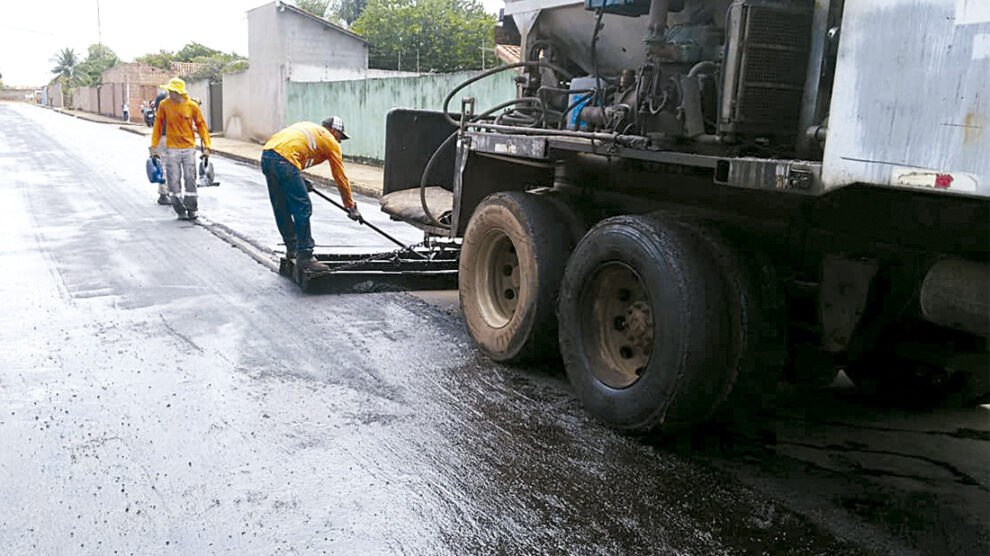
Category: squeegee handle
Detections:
[{"x1": 309, "y1": 187, "x2": 427, "y2": 259}]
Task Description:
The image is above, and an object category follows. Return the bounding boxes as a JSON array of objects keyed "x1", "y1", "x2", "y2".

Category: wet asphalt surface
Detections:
[{"x1": 0, "y1": 103, "x2": 987, "y2": 555}]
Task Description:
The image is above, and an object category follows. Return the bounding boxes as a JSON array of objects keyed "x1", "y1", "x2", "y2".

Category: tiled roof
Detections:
[{"x1": 495, "y1": 44, "x2": 521, "y2": 65}]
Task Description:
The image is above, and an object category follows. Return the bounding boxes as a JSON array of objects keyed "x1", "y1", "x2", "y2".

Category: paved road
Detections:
[{"x1": 0, "y1": 103, "x2": 986, "y2": 555}]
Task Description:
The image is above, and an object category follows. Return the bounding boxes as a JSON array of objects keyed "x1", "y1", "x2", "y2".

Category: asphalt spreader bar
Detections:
[
  {"x1": 279, "y1": 249, "x2": 459, "y2": 294},
  {"x1": 279, "y1": 181, "x2": 459, "y2": 294}
]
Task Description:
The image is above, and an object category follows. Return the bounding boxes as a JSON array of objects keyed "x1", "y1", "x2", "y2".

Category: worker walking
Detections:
[
  {"x1": 261, "y1": 117, "x2": 361, "y2": 272},
  {"x1": 149, "y1": 78, "x2": 211, "y2": 220}
]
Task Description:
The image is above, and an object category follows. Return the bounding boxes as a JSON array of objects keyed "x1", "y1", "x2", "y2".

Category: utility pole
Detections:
[
  {"x1": 416, "y1": 49, "x2": 420, "y2": 73},
  {"x1": 398, "y1": 50, "x2": 402, "y2": 71},
  {"x1": 96, "y1": 0, "x2": 102, "y2": 47}
]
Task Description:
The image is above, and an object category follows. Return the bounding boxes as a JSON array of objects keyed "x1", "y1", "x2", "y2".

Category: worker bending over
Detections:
[
  {"x1": 149, "y1": 78, "x2": 211, "y2": 220},
  {"x1": 262, "y1": 116, "x2": 361, "y2": 273}
]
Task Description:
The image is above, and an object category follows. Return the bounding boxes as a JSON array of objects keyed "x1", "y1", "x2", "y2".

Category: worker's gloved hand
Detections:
[
  {"x1": 347, "y1": 204, "x2": 362, "y2": 222},
  {"x1": 305, "y1": 179, "x2": 314, "y2": 192},
  {"x1": 202, "y1": 147, "x2": 210, "y2": 157},
  {"x1": 149, "y1": 146, "x2": 159, "y2": 159}
]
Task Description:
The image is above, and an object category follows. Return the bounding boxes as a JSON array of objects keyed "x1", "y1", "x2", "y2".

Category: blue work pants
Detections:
[{"x1": 261, "y1": 150, "x2": 314, "y2": 255}]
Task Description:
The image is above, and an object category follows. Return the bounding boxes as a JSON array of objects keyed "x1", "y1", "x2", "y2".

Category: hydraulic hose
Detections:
[
  {"x1": 441, "y1": 61, "x2": 573, "y2": 127},
  {"x1": 423, "y1": 62, "x2": 575, "y2": 228},
  {"x1": 420, "y1": 97, "x2": 544, "y2": 228}
]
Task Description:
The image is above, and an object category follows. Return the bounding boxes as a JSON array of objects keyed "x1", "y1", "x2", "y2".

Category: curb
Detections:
[
  {"x1": 52, "y1": 106, "x2": 140, "y2": 126},
  {"x1": 118, "y1": 124, "x2": 381, "y2": 199}
]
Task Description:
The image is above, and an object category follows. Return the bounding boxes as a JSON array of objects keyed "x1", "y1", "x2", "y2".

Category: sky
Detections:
[{"x1": 0, "y1": 0, "x2": 507, "y2": 87}]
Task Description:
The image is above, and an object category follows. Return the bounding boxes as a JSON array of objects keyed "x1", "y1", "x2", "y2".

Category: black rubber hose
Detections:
[
  {"x1": 539, "y1": 86, "x2": 593, "y2": 129},
  {"x1": 420, "y1": 97, "x2": 544, "y2": 228},
  {"x1": 441, "y1": 62, "x2": 573, "y2": 127},
  {"x1": 591, "y1": 7, "x2": 606, "y2": 107}
]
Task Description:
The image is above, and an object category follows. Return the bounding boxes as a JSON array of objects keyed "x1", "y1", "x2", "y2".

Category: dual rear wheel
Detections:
[{"x1": 460, "y1": 193, "x2": 783, "y2": 433}]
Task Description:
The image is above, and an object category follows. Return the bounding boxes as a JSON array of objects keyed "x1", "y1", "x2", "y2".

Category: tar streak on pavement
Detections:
[{"x1": 0, "y1": 103, "x2": 986, "y2": 554}]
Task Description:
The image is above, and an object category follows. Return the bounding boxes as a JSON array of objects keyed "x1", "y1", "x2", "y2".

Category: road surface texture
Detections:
[{"x1": 0, "y1": 103, "x2": 986, "y2": 555}]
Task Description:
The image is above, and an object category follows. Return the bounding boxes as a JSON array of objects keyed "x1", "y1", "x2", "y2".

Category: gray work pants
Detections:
[{"x1": 164, "y1": 147, "x2": 198, "y2": 214}]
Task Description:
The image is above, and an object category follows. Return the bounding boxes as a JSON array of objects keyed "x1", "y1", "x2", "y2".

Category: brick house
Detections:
[{"x1": 73, "y1": 61, "x2": 205, "y2": 122}]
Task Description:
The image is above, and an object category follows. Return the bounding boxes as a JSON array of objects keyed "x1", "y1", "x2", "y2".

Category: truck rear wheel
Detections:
[
  {"x1": 683, "y1": 222, "x2": 786, "y2": 418},
  {"x1": 557, "y1": 214, "x2": 736, "y2": 433},
  {"x1": 459, "y1": 192, "x2": 575, "y2": 362}
]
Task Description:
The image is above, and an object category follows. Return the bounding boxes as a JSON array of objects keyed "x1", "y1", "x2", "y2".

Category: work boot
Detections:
[
  {"x1": 186, "y1": 210, "x2": 198, "y2": 220},
  {"x1": 285, "y1": 248, "x2": 297, "y2": 260},
  {"x1": 156, "y1": 194, "x2": 170, "y2": 205},
  {"x1": 296, "y1": 254, "x2": 329, "y2": 273}
]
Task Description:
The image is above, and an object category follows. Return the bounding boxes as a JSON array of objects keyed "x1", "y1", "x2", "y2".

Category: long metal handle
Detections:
[{"x1": 308, "y1": 186, "x2": 428, "y2": 259}]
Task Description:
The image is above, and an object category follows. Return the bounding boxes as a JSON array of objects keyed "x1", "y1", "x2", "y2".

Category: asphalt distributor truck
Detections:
[{"x1": 376, "y1": 0, "x2": 989, "y2": 433}]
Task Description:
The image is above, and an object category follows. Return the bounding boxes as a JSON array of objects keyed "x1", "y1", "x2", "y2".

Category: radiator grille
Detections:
[
  {"x1": 747, "y1": 8, "x2": 811, "y2": 48},
  {"x1": 721, "y1": 1, "x2": 814, "y2": 137},
  {"x1": 737, "y1": 87, "x2": 805, "y2": 123},
  {"x1": 741, "y1": 47, "x2": 809, "y2": 86}
]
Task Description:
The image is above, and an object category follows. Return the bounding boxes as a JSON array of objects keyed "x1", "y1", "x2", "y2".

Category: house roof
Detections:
[
  {"x1": 495, "y1": 44, "x2": 521, "y2": 65},
  {"x1": 251, "y1": 1, "x2": 368, "y2": 44}
]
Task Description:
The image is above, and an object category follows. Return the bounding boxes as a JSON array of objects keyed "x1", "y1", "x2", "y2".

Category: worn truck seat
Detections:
[{"x1": 380, "y1": 186, "x2": 453, "y2": 227}]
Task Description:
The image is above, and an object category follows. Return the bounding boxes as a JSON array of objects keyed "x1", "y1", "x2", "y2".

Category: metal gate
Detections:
[{"x1": 209, "y1": 81, "x2": 223, "y2": 133}]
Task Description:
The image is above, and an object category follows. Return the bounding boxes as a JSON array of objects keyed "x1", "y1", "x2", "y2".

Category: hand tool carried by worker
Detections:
[
  {"x1": 305, "y1": 179, "x2": 427, "y2": 260},
  {"x1": 197, "y1": 147, "x2": 219, "y2": 188}
]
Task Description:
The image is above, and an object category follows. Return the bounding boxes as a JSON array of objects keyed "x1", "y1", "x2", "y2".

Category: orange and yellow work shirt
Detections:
[
  {"x1": 263, "y1": 121, "x2": 354, "y2": 208},
  {"x1": 151, "y1": 97, "x2": 211, "y2": 150}
]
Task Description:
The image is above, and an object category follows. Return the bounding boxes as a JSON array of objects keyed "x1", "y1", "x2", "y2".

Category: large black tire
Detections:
[
  {"x1": 681, "y1": 221, "x2": 787, "y2": 419},
  {"x1": 557, "y1": 214, "x2": 736, "y2": 432},
  {"x1": 459, "y1": 192, "x2": 576, "y2": 362}
]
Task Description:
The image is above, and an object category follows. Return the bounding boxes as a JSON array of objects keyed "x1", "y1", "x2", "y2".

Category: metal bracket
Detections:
[
  {"x1": 460, "y1": 97, "x2": 475, "y2": 133},
  {"x1": 820, "y1": 254, "x2": 879, "y2": 352}
]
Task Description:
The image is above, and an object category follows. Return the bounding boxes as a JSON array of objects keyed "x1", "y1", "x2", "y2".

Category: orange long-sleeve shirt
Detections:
[
  {"x1": 151, "y1": 97, "x2": 211, "y2": 150},
  {"x1": 263, "y1": 122, "x2": 354, "y2": 208}
]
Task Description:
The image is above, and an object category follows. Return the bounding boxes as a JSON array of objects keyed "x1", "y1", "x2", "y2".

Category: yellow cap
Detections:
[{"x1": 161, "y1": 77, "x2": 188, "y2": 96}]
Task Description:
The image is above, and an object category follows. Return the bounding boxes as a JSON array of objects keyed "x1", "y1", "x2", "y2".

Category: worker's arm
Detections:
[
  {"x1": 192, "y1": 104, "x2": 211, "y2": 152},
  {"x1": 150, "y1": 103, "x2": 165, "y2": 149},
  {"x1": 326, "y1": 144, "x2": 355, "y2": 209}
]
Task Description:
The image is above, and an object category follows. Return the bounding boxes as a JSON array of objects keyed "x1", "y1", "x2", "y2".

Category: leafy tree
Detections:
[
  {"x1": 76, "y1": 44, "x2": 119, "y2": 86},
  {"x1": 352, "y1": 0, "x2": 495, "y2": 72},
  {"x1": 175, "y1": 42, "x2": 221, "y2": 62},
  {"x1": 295, "y1": 0, "x2": 331, "y2": 17},
  {"x1": 136, "y1": 43, "x2": 247, "y2": 81},
  {"x1": 50, "y1": 47, "x2": 81, "y2": 84},
  {"x1": 135, "y1": 50, "x2": 175, "y2": 70},
  {"x1": 181, "y1": 55, "x2": 249, "y2": 82},
  {"x1": 329, "y1": 0, "x2": 366, "y2": 25}
]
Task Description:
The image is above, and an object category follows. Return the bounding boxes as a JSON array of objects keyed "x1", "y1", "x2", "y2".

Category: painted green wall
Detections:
[{"x1": 286, "y1": 72, "x2": 517, "y2": 163}]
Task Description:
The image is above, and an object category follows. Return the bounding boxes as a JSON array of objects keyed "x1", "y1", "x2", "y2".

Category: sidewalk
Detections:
[
  {"x1": 51, "y1": 106, "x2": 139, "y2": 126},
  {"x1": 120, "y1": 119, "x2": 385, "y2": 198},
  {"x1": 48, "y1": 105, "x2": 385, "y2": 198}
]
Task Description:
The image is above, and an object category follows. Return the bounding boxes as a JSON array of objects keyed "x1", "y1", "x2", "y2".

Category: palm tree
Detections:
[
  {"x1": 50, "y1": 47, "x2": 80, "y2": 107},
  {"x1": 50, "y1": 48, "x2": 80, "y2": 84}
]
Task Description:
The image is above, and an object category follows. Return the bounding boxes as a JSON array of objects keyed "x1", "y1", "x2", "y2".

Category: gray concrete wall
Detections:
[
  {"x1": 185, "y1": 78, "x2": 212, "y2": 130},
  {"x1": 235, "y1": 2, "x2": 287, "y2": 143},
  {"x1": 72, "y1": 86, "x2": 99, "y2": 112},
  {"x1": 47, "y1": 83, "x2": 64, "y2": 107},
  {"x1": 222, "y1": 70, "x2": 254, "y2": 141},
  {"x1": 280, "y1": 6, "x2": 368, "y2": 81},
  {"x1": 0, "y1": 88, "x2": 36, "y2": 101},
  {"x1": 226, "y1": 1, "x2": 374, "y2": 143}
]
